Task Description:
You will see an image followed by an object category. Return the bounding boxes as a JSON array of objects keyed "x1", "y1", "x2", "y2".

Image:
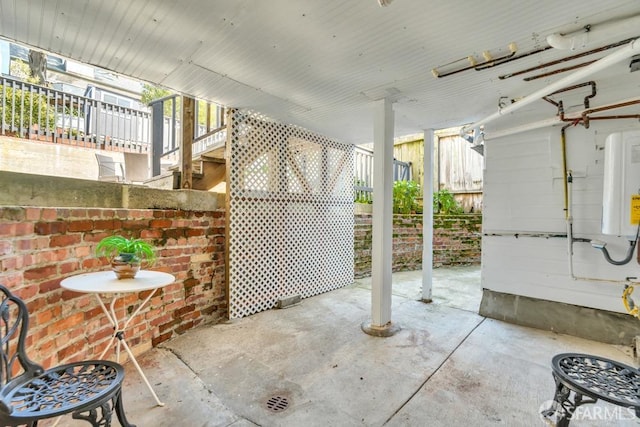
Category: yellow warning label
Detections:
[{"x1": 632, "y1": 195, "x2": 640, "y2": 224}]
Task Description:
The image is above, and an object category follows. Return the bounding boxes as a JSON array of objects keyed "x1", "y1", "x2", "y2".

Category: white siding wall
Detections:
[{"x1": 483, "y1": 121, "x2": 640, "y2": 313}]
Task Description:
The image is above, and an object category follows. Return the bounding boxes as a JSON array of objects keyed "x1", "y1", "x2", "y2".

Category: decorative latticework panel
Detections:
[{"x1": 228, "y1": 110, "x2": 354, "y2": 318}]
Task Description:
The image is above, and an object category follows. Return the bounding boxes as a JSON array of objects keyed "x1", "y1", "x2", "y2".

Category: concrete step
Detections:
[{"x1": 147, "y1": 159, "x2": 226, "y2": 191}]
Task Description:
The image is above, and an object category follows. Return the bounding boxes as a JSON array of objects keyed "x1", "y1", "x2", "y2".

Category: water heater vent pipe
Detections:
[{"x1": 547, "y1": 14, "x2": 640, "y2": 51}]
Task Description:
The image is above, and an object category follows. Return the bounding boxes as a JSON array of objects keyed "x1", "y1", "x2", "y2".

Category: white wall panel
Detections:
[
  {"x1": 483, "y1": 236, "x2": 635, "y2": 312},
  {"x1": 483, "y1": 122, "x2": 640, "y2": 313}
]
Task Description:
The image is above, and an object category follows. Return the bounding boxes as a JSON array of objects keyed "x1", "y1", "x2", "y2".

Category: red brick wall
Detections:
[
  {"x1": 354, "y1": 213, "x2": 482, "y2": 279},
  {"x1": 354, "y1": 214, "x2": 372, "y2": 277},
  {"x1": 432, "y1": 215, "x2": 482, "y2": 267},
  {"x1": 0, "y1": 206, "x2": 226, "y2": 368},
  {"x1": 0, "y1": 205, "x2": 480, "y2": 367}
]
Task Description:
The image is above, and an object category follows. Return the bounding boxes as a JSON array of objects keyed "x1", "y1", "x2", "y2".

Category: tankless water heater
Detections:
[{"x1": 602, "y1": 130, "x2": 640, "y2": 237}]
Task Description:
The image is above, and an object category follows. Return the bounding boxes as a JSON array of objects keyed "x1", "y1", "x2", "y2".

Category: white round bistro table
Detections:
[{"x1": 61, "y1": 270, "x2": 175, "y2": 407}]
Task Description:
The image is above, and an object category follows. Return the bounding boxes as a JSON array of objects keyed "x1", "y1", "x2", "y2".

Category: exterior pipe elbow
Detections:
[
  {"x1": 547, "y1": 33, "x2": 573, "y2": 50},
  {"x1": 547, "y1": 32, "x2": 590, "y2": 51}
]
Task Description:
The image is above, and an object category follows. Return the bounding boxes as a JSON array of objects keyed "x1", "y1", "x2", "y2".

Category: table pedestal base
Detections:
[
  {"x1": 96, "y1": 290, "x2": 165, "y2": 407},
  {"x1": 100, "y1": 330, "x2": 165, "y2": 407}
]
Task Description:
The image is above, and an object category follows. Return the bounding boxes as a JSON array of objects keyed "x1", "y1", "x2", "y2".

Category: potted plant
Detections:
[{"x1": 95, "y1": 235, "x2": 157, "y2": 279}]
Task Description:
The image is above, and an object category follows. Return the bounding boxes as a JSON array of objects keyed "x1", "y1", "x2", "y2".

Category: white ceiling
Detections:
[{"x1": 1, "y1": 0, "x2": 639, "y2": 144}]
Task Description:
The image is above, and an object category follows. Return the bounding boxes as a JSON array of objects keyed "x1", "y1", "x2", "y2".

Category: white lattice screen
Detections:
[{"x1": 227, "y1": 110, "x2": 354, "y2": 318}]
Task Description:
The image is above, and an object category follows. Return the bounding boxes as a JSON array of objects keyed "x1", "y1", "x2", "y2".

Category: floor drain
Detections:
[{"x1": 266, "y1": 395, "x2": 289, "y2": 412}]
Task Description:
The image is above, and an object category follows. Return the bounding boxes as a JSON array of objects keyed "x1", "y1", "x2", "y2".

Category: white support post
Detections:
[
  {"x1": 422, "y1": 129, "x2": 435, "y2": 302},
  {"x1": 362, "y1": 98, "x2": 400, "y2": 337}
]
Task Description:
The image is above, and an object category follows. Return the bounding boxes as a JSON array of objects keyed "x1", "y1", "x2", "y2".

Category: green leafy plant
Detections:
[
  {"x1": 393, "y1": 180, "x2": 420, "y2": 214},
  {"x1": 95, "y1": 235, "x2": 157, "y2": 266},
  {"x1": 354, "y1": 178, "x2": 372, "y2": 203},
  {"x1": 9, "y1": 59, "x2": 40, "y2": 84},
  {"x1": 0, "y1": 85, "x2": 55, "y2": 133},
  {"x1": 433, "y1": 189, "x2": 464, "y2": 215},
  {"x1": 141, "y1": 83, "x2": 175, "y2": 115}
]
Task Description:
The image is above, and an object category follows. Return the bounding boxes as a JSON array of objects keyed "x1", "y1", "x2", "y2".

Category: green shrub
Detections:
[
  {"x1": 355, "y1": 192, "x2": 372, "y2": 204},
  {"x1": 393, "y1": 180, "x2": 420, "y2": 214},
  {"x1": 0, "y1": 85, "x2": 55, "y2": 133},
  {"x1": 354, "y1": 178, "x2": 372, "y2": 203},
  {"x1": 433, "y1": 189, "x2": 464, "y2": 214}
]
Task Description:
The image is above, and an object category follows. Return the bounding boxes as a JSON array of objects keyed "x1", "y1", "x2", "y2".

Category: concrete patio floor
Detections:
[{"x1": 74, "y1": 266, "x2": 637, "y2": 426}]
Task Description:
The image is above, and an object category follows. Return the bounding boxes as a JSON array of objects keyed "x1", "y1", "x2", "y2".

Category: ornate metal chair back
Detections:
[{"x1": 0, "y1": 286, "x2": 44, "y2": 396}]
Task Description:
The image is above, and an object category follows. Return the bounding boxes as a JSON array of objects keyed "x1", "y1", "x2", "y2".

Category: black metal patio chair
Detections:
[{"x1": 0, "y1": 285, "x2": 135, "y2": 427}]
